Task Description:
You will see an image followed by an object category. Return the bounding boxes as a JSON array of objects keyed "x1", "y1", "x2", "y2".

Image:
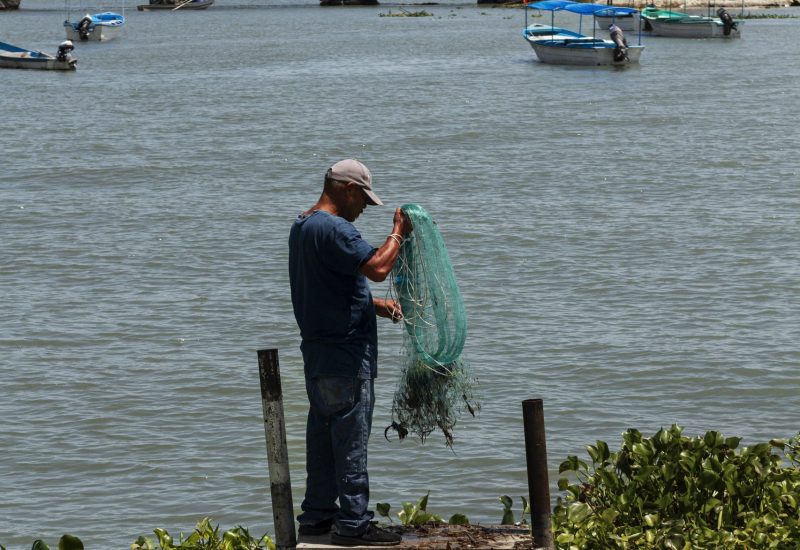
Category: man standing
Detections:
[{"x1": 289, "y1": 159, "x2": 412, "y2": 546}]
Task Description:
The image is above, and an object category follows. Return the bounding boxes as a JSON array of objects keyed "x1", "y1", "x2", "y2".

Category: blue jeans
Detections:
[{"x1": 297, "y1": 376, "x2": 375, "y2": 536}]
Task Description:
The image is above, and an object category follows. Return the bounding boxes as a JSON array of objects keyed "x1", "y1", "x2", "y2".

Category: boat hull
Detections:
[
  {"x1": 64, "y1": 23, "x2": 122, "y2": 42},
  {"x1": 137, "y1": 0, "x2": 213, "y2": 10},
  {"x1": 645, "y1": 16, "x2": 741, "y2": 38},
  {"x1": 0, "y1": 54, "x2": 76, "y2": 70},
  {"x1": 0, "y1": 0, "x2": 22, "y2": 9},
  {"x1": 528, "y1": 39, "x2": 643, "y2": 66}
]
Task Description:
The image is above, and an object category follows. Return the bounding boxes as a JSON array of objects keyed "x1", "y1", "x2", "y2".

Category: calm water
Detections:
[{"x1": 1, "y1": 1, "x2": 799, "y2": 546}]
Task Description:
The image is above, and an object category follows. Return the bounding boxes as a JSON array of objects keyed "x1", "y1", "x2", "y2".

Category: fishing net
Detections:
[{"x1": 386, "y1": 203, "x2": 479, "y2": 447}]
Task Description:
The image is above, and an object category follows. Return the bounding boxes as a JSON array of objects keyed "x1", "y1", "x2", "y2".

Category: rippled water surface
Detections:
[{"x1": 2, "y1": 1, "x2": 799, "y2": 546}]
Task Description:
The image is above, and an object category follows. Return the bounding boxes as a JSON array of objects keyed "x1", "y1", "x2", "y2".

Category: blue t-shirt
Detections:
[{"x1": 288, "y1": 210, "x2": 378, "y2": 379}]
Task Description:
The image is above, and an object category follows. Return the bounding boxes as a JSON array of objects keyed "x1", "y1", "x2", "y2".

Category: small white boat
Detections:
[
  {"x1": 641, "y1": 5, "x2": 742, "y2": 38},
  {"x1": 137, "y1": 0, "x2": 213, "y2": 10},
  {"x1": 64, "y1": 12, "x2": 125, "y2": 42},
  {"x1": 523, "y1": 0, "x2": 644, "y2": 66},
  {"x1": 594, "y1": 4, "x2": 640, "y2": 31},
  {"x1": 0, "y1": 40, "x2": 77, "y2": 70}
]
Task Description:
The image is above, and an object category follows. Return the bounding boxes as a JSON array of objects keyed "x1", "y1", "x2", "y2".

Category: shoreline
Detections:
[{"x1": 499, "y1": 0, "x2": 800, "y2": 8}]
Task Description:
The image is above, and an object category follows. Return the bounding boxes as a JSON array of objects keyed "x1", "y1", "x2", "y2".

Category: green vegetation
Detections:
[
  {"x1": 499, "y1": 495, "x2": 531, "y2": 525},
  {"x1": 131, "y1": 518, "x2": 275, "y2": 550},
  {"x1": 377, "y1": 492, "x2": 469, "y2": 526},
  {"x1": 1, "y1": 519, "x2": 275, "y2": 550},
  {"x1": 552, "y1": 426, "x2": 800, "y2": 549}
]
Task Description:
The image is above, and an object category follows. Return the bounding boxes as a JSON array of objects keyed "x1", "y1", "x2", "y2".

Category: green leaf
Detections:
[
  {"x1": 724, "y1": 436, "x2": 742, "y2": 450},
  {"x1": 521, "y1": 496, "x2": 530, "y2": 514},
  {"x1": 418, "y1": 491, "x2": 430, "y2": 511},
  {"x1": 262, "y1": 534, "x2": 276, "y2": 550},
  {"x1": 58, "y1": 535, "x2": 83, "y2": 550},
  {"x1": 587, "y1": 445, "x2": 600, "y2": 463},
  {"x1": 31, "y1": 542, "x2": 50, "y2": 550},
  {"x1": 567, "y1": 502, "x2": 592, "y2": 524},
  {"x1": 376, "y1": 503, "x2": 391, "y2": 517},
  {"x1": 499, "y1": 495, "x2": 513, "y2": 510},
  {"x1": 556, "y1": 533, "x2": 574, "y2": 543},
  {"x1": 448, "y1": 513, "x2": 469, "y2": 525},
  {"x1": 643, "y1": 513, "x2": 659, "y2": 527},
  {"x1": 153, "y1": 528, "x2": 174, "y2": 549},
  {"x1": 130, "y1": 535, "x2": 154, "y2": 550},
  {"x1": 597, "y1": 440, "x2": 610, "y2": 462},
  {"x1": 501, "y1": 510, "x2": 515, "y2": 525}
]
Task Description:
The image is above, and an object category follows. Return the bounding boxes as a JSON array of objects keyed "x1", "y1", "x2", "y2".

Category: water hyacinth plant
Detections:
[
  {"x1": 377, "y1": 492, "x2": 469, "y2": 527},
  {"x1": 130, "y1": 518, "x2": 275, "y2": 550},
  {"x1": 499, "y1": 495, "x2": 530, "y2": 525},
  {"x1": 552, "y1": 425, "x2": 800, "y2": 549}
]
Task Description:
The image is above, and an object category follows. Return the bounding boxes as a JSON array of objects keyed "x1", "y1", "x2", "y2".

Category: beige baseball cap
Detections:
[{"x1": 327, "y1": 159, "x2": 384, "y2": 206}]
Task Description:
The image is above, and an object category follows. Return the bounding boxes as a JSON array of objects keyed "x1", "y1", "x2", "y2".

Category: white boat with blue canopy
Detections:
[
  {"x1": 593, "y1": 1, "x2": 640, "y2": 31},
  {"x1": 523, "y1": 0, "x2": 644, "y2": 66},
  {"x1": 64, "y1": 11, "x2": 125, "y2": 41}
]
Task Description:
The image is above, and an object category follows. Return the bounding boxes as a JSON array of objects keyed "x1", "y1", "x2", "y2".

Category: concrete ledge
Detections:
[{"x1": 298, "y1": 524, "x2": 536, "y2": 549}]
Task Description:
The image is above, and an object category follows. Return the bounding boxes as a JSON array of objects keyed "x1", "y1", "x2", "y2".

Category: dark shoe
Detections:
[
  {"x1": 298, "y1": 518, "x2": 334, "y2": 536},
  {"x1": 331, "y1": 524, "x2": 402, "y2": 546}
]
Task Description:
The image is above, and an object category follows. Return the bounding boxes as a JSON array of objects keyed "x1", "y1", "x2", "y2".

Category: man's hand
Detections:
[
  {"x1": 393, "y1": 209, "x2": 413, "y2": 237},
  {"x1": 374, "y1": 298, "x2": 403, "y2": 323}
]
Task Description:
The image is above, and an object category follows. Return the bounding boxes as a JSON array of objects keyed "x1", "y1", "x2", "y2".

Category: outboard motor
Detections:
[
  {"x1": 608, "y1": 24, "x2": 629, "y2": 62},
  {"x1": 716, "y1": 7, "x2": 737, "y2": 36},
  {"x1": 56, "y1": 39, "x2": 74, "y2": 62},
  {"x1": 78, "y1": 14, "x2": 93, "y2": 40}
]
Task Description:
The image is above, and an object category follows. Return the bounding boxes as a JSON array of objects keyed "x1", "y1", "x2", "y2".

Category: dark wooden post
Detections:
[
  {"x1": 523, "y1": 398, "x2": 554, "y2": 550},
  {"x1": 258, "y1": 349, "x2": 297, "y2": 550}
]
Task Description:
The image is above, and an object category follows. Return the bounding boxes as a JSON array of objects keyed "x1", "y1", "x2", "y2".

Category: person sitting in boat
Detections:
[
  {"x1": 78, "y1": 13, "x2": 93, "y2": 40},
  {"x1": 56, "y1": 40, "x2": 75, "y2": 62},
  {"x1": 607, "y1": 24, "x2": 628, "y2": 62}
]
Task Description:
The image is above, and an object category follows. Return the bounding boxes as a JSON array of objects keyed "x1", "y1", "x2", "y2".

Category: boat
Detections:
[
  {"x1": 641, "y1": 4, "x2": 742, "y2": 38},
  {"x1": 523, "y1": 0, "x2": 644, "y2": 66},
  {"x1": 594, "y1": 1, "x2": 640, "y2": 31},
  {"x1": 0, "y1": 0, "x2": 22, "y2": 10},
  {"x1": 137, "y1": 0, "x2": 213, "y2": 11},
  {"x1": 0, "y1": 40, "x2": 77, "y2": 70},
  {"x1": 64, "y1": 12, "x2": 125, "y2": 41}
]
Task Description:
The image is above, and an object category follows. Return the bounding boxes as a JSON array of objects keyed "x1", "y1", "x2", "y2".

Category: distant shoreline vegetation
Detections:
[{"x1": 379, "y1": 7, "x2": 433, "y2": 15}]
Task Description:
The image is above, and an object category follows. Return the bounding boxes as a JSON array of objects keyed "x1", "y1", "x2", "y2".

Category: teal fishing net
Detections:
[{"x1": 387, "y1": 204, "x2": 479, "y2": 447}]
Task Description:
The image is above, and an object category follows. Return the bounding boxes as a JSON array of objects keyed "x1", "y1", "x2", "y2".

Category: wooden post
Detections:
[
  {"x1": 258, "y1": 349, "x2": 297, "y2": 550},
  {"x1": 523, "y1": 398, "x2": 554, "y2": 550}
]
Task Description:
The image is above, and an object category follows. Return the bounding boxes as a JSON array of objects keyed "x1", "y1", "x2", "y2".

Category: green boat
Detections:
[{"x1": 641, "y1": 4, "x2": 742, "y2": 38}]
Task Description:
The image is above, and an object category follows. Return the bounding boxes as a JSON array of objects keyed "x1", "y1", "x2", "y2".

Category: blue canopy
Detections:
[
  {"x1": 525, "y1": 0, "x2": 574, "y2": 11},
  {"x1": 563, "y1": 2, "x2": 638, "y2": 15}
]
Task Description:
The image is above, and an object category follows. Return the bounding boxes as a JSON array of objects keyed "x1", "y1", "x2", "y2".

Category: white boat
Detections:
[
  {"x1": 523, "y1": 0, "x2": 644, "y2": 66},
  {"x1": 64, "y1": 12, "x2": 125, "y2": 42},
  {"x1": 137, "y1": 0, "x2": 213, "y2": 10},
  {"x1": 594, "y1": 4, "x2": 640, "y2": 31},
  {"x1": 0, "y1": 40, "x2": 77, "y2": 70},
  {"x1": 641, "y1": 5, "x2": 742, "y2": 38}
]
